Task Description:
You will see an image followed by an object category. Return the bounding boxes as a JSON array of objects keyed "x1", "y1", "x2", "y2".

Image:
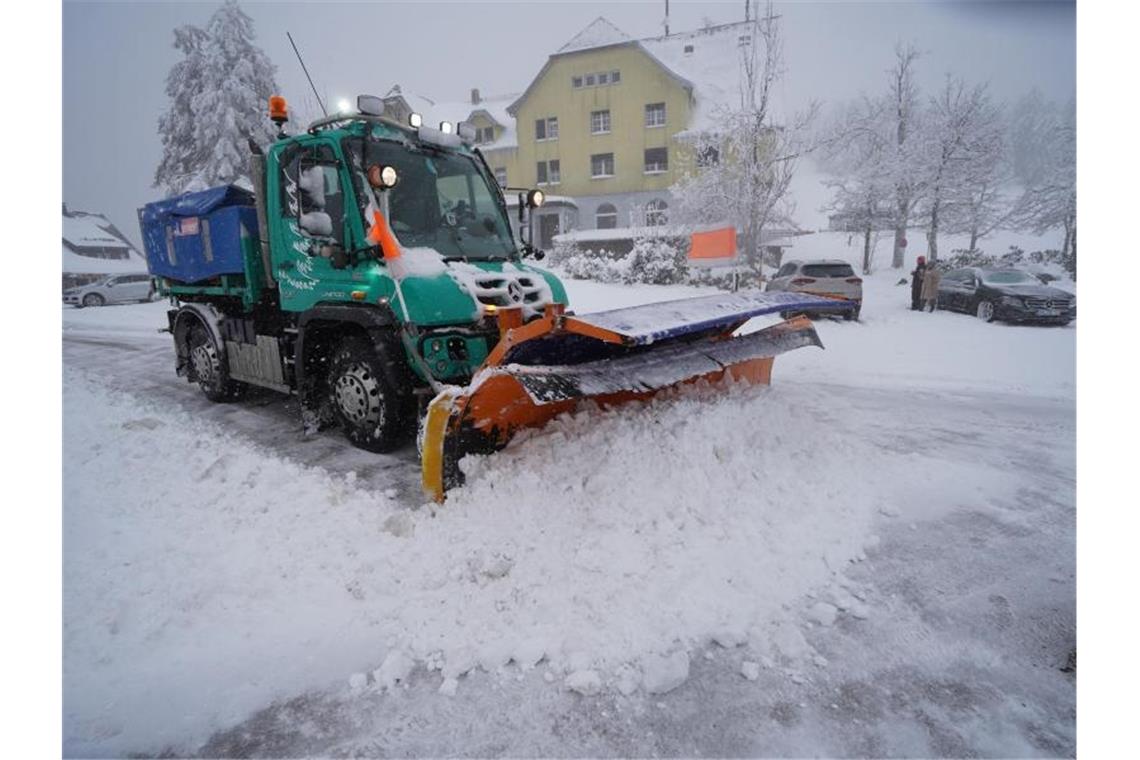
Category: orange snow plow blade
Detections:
[{"x1": 421, "y1": 292, "x2": 849, "y2": 502}]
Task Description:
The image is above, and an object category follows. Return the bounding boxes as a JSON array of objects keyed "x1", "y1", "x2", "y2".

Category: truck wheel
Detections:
[
  {"x1": 188, "y1": 324, "x2": 247, "y2": 402},
  {"x1": 327, "y1": 336, "x2": 412, "y2": 453}
]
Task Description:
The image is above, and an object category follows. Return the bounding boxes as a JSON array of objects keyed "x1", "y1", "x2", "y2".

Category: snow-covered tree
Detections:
[
  {"x1": 671, "y1": 3, "x2": 818, "y2": 278},
  {"x1": 1011, "y1": 97, "x2": 1076, "y2": 274},
  {"x1": 819, "y1": 97, "x2": 894, "y2": 274},
  {"x1": 914, "y1": 76, "x2": 1005, "y2": 261},
  {"x1": 884, "y1": 43, "x2": 924, "y2": 269},
  {"x1": 154, "y1": 24, "x2": 210, "y2": 195},
  {"x1": 154, "y1": 1, "x2": 278, "y2": 196}
]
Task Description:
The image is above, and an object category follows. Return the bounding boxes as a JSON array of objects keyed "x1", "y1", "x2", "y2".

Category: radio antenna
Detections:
[{"x1": 287, "y1": 31, "x2": 328, "y2": 118}]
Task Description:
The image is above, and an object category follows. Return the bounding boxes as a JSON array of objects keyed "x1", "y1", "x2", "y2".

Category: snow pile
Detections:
[{"x1": 64, "y1": 364, "x2": 898, "y2": 755}]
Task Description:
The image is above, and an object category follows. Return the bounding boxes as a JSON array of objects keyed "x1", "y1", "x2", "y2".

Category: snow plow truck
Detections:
[{"x1": 139, "y1": 95, "x2": 848, "y2": 501}]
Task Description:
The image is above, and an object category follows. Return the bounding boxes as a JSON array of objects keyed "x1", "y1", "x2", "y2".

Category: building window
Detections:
[
  {"x1": 590, "y1": 109, "x2": 611, "y2": 134},
  {"x1": 645, "y1": 102, "x2": 666, "y2": 128},
  {"x1": 572, "y1": 75, "x2": 583, "y2": 88},
  {"x1": 597, "y1": 71, "x2": 609, "y2": 85},
  {"x1": 684, "y1": 44, "x2": 694, "y2": 54},
  {"x1": 535, "y1": 116, "x2": 558, "y2": 141},
  {"x1": 596, "y1": 203, "x2": 618, "y2": 229},
  {"x1": 585, "y1": 73, "x2": 596, "y2": 86},
  {"x1": 644, "y1": 147, "x2": 668, "y2": 173},
  {"x1": 494, "y1": 167, "x2": 507, "y2": 188},
  {"x1": 475, "y1": 126, "x2": 495, "y2": 144},
  {"x1": 645, "y1": 199, "x2": 668, "y2": 226},
  {"x1": 536, "y1": 160, "x2": 560, "y2": 185},
  {"x1": 590, "y1": 153, "x2": 615, "y2": 178},
  {"x1": 697, "y1": 145, "x2": 720, "y2": 167},
  {"x1": 611, "y1": 70, "x2": 621, "y2": 83}
]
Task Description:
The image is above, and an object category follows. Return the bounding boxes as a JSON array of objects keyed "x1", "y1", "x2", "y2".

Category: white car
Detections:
[
  {"x1": 64, "y1": 273, "x2": 155, "y2": 307},
  {"x1": 765, "y1": 259, "x2": 863, "y2": 320}
]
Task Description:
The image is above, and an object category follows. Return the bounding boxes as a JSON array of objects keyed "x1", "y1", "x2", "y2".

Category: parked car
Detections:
[
  {"x1": 936, "y1": 267, "x2": 1075, "y2": 325},
  {"x1": 766, "y1": 259, "x2": 863, "y2": 320},
  {"x1": 63, "y1": 273, "x2": 155, "y2": 307}
]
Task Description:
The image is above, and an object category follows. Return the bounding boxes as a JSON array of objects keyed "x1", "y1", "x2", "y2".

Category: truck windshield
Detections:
[{"x1": 350, "y1": 138, "x2": 516, "y2": 260}]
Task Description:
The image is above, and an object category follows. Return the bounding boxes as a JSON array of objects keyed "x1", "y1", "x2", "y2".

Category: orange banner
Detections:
[{"x1": 689, "y1": 227, "x2": 737, "y2": 260}]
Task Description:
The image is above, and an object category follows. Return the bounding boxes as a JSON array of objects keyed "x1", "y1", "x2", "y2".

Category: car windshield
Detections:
[
  {"x1": 981, "y1": 270, "x2": 1037, "y2": 285},
  {"x1": 349, "y1": 138, "x2": 516, "y2": 260},
  {"x1": 802, "y1": 263, "x2": 855, "y2": 278}
]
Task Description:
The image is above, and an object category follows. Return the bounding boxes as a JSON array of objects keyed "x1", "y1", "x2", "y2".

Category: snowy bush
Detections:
[
  {"x1": 552, "y1": 235, "x2": 689, "y2": 286},
  {"x1": 624, "y1": 236, "x2": 689, "y2": 285}
]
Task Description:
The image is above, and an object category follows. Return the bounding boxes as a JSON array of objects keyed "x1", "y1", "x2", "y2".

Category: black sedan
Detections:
[{"x1": 936, "y1": 267, "x2": 1075, "y2": 325}]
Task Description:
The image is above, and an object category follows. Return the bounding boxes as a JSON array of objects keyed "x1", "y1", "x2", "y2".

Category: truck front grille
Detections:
[{"x1": 472, "y1": 275, "x2": 546, "y2": 307}]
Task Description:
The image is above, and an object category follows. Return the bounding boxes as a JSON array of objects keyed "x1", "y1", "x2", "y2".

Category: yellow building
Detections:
[
  {"x1": 410, "y1": 17, "x2": 759, "y2": 248},
  {"x1": 505, "y1": 17, "x2": 758, "y2": 245}
]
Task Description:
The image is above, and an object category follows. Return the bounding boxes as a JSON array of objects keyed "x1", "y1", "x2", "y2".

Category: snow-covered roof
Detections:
[
  {"x1": 557, "y1": 16, "x2": 632, "y2": 54},
  {"x1": 511, "y1": 18, "x2": 759, "y2": 132},
  {"x1": 640, "y1": 22, "x2": 757, "y2": 132},
  {"x1": 63, "y1": 208, "x2": 146, "y2": 275},
  {"x1": 64, "y1": 215, "x2": 129, "y2": 249},
  {"x1": 63, "y1": 246, "x2": 147, "y2": 275},
  {"x1": 418, "y1": 92, "x2": 522, "y2": 151},
  {"x1": 554, "y1": 225, "x2": 684, "y2": 244}
]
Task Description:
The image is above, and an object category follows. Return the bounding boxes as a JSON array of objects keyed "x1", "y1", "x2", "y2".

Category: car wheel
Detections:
[
  {"x1": 82, "y1": 293, "x2": 105, "y2": 308},
  {"x1": 188, "y1": 324, "x2": 247, "y2": 402},
  {"x1": 327, "y1": 336, "x2": 414, "y2": 453},
  {"x1": 976, "y1": 300, "x2": 996, "y2": 322},
  {"x1": 844, "y1": 306, "x2": 861, "y2": 321}
]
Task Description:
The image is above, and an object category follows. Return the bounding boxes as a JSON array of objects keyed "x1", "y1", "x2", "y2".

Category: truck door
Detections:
[{"x1": 273, "y1": 140, "x2": 361, "y2": 311}]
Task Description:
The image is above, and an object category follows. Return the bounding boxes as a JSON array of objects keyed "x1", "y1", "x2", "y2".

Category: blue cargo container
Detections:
[{"x1": 139, "y1": 185, "x2": 260, "y2": 285}]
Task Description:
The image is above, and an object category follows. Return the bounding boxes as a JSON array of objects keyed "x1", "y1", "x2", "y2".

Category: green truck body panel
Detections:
[{"x1": 155, "y1": 117, "x2": 567, "y2": 387}]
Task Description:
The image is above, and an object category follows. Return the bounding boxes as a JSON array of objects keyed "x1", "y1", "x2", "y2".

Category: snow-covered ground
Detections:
[{"x1": 62, "y1": 234, "x2": 1075, "y2": 757}]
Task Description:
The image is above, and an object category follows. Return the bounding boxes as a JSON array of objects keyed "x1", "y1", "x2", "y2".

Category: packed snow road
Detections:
[{"x1": 62, "y1": 273, "x2": 1075, "y2": 757}]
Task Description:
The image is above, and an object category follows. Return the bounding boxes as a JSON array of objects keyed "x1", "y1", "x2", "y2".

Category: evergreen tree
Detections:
[{"x1": 154, "y1": 1, "x2": 278, "y2": 196}]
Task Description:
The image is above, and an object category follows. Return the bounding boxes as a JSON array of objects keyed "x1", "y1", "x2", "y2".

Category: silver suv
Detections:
[
  {"x1": 64, "y1": 273, "x2": 155, "y2": 307},
  {"x1": 766, "y1": 259, "x2": 863, "y2": 320}
]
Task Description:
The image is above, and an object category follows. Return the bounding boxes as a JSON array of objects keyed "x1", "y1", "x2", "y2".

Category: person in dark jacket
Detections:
[{"x1": 910, "y1": 255, "x2": 927, "y2": 310}]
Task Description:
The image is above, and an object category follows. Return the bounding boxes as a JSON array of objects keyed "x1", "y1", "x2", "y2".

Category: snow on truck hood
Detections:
[{"x1": 394, "y1": 246, "x2": 558, "y2": 322}]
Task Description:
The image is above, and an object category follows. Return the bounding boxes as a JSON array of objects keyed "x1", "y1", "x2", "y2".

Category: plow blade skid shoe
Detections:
[{"x1": 422, "y1": 302, "x2": 831, "y2": 502}]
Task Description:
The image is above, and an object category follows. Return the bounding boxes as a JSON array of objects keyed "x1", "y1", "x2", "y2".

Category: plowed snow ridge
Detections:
[{"x1": 65, "y1": 369, "x2": 894, "y2": 753}]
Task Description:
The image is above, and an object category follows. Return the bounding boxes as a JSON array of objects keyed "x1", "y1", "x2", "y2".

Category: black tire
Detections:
[
  {"x1": 976, "y1": 300, "x2": 996, "y2": 323},
  {"x1": 844, "y1": 306, "x2": 861, "y2": 321},
  {"x1": 187, "y1": 324, "x2": 247, "y2": 402},
  {"x1": 327, "y1": 335, "x2": 414, "y2": 453},
  {"x1": 82, "y1": 293, "x2": 105, "y2": 308}
]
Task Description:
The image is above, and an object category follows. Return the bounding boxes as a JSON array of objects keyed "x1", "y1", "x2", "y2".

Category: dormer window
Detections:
[{"x1": 684, "y1": 44, "x2": 694, "y2": 54}]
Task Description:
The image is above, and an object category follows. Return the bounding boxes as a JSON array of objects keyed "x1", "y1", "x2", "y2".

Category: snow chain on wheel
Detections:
[
  {"x1": 188, "y1": 324, "x2": 246, "y2": 402},
  {"x1": 327, "y1": 335, "x2": 413, "y2": 453}
]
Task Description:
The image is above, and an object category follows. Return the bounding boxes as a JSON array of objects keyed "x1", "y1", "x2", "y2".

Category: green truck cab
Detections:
[{"x1": 140, "y1": 100, "x2": 567, "y2": 453}]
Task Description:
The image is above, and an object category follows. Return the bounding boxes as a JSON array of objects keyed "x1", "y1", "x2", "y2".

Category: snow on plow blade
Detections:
[{"x1": 421, "y1": 291, "x2": 849, "y2": 501}]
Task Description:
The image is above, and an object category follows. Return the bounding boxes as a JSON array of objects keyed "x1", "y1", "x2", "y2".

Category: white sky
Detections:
[{"x1": 63, "y1": 0, "x2": 1074, "y2": 244}]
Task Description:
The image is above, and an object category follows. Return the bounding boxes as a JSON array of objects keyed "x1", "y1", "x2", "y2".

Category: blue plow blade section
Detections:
[{"x1": 502, "y1": 291, "x2": 848, "y2": 367}]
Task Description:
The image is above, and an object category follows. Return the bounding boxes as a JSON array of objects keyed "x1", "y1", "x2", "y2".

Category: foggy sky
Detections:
[{"x1": 62, "y1": 0, "x2": 1075, "y2": 246}]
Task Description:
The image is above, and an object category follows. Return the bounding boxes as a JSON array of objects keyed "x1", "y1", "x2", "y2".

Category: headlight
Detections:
[{"x1": 1000, "y1": 296, "x2": 1024, "y2": 308}]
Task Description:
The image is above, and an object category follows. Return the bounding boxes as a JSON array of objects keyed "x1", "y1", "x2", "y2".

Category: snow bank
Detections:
[{"x1": 64, "y1": 363, "x2": 900, "y2": 755}]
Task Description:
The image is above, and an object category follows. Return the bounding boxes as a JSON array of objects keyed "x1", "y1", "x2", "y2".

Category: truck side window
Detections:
[{"x1": 281, "y1": 145, "x2": 346, "y2": 248}]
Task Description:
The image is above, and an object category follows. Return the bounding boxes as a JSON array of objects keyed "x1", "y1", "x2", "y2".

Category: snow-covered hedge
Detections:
[
  {"x1": 552, "y1": 235, "x2": 690, "y2": 286},
  {"x1": 943, "y1": 246, "x2": 1075, "y2": 280}
]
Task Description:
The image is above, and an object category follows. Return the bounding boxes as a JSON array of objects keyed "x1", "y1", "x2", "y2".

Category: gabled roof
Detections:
[
  {"x1": 508, "y1": 17, "x2": 759, "y2": 128},
  {"x1": 417, "y1": 92, "x2": 522, "y2": 150},
  {"x1": 557, "y1": 16, "x2": 631, "y2": 54},
  {"x1": 62, "y1": 206, "x2": 146, "y2": 274}
]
